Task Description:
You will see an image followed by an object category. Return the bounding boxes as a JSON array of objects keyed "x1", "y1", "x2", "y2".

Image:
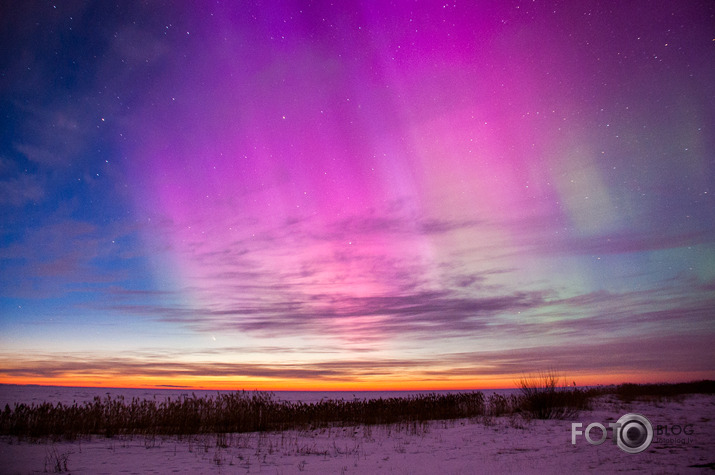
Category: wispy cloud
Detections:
[
  {"x1": 0, "y1": 218, "x2": 139, "y2": 299},
  {"x1": 3, "y1": 329, "x2": 712, "y2": 385},
  {"x1": 0, "y1": 171, "x2": 44, "y2": 207}
]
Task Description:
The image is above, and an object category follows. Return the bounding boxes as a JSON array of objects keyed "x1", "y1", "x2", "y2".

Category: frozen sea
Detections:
[{"x1": 0, "y1": 384, "x2": 519, "y2": 408}]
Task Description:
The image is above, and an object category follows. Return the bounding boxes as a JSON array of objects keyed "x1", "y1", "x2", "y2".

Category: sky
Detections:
[{"x1": 1, "y1": 0, "x2": 714, "y2": 391}]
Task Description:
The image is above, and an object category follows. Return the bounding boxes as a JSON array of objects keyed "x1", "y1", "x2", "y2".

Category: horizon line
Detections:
[{"x1": 3, "y1": 379, "x2": 712, "y2": 394}]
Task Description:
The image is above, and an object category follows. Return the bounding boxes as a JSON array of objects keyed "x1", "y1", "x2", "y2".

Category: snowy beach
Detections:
[{"x1": 2, "y1": 391, "x2": 712, "y2": 474}]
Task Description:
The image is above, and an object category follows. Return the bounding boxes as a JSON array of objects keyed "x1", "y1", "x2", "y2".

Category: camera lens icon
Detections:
[{"x1": 615, "y1": 413, "x2": 653, "y2": 454}]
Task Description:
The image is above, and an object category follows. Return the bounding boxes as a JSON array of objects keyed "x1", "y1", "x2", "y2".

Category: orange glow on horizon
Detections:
[{"x1": 2, "y1": 370, "x2": 711, "y2": 392}]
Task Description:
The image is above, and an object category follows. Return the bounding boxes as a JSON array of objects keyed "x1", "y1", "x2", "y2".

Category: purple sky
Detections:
[{"x1": 1, "y1": 1, "x2": 714, "y2": 389}]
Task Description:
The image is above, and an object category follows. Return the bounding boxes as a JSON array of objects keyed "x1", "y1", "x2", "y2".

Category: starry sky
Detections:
[{"x1": 1, "y1": 1, "x2": 714, "y2": 390}]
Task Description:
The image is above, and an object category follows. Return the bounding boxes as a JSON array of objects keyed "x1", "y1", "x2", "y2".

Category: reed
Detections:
[
  {"x1": 3, "y1": 380, "x2": 711, "y2": 438},
  {"x1": 0, "y1": 391, "x2": 487, "y2": 439},
  {"x1": 614, "y1": 380, "x2": 715, "y2": 402},
  {"x1": 517, "y1": 371, "x2": 599, "y2": 419}
]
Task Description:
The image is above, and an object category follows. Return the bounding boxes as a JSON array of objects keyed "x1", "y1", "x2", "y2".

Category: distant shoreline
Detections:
[{"x1": 0, "y1": 383, "x2": 521, "y2": 407}]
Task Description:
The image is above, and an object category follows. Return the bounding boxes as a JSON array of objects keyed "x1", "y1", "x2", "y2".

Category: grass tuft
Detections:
[{"x1": 517, "y1": 370, "x2": 596, "y2": 419}]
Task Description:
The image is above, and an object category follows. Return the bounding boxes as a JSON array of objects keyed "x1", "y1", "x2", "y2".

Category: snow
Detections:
[{"x1": 1, "y1": 393, "x2": 713, "y2": 474}]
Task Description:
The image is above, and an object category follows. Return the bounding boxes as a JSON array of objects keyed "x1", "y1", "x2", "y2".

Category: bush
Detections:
[{"x1": 517, "y1": 371, "x2": 591, "y2": 419}]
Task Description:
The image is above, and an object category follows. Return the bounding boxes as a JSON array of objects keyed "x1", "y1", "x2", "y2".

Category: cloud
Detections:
[
  {"x1": 0, "y1": 218, "x2": 138, "y2": 299},
  {"x1": 0, "y1": 173, "x2": 44, "y2": 207},
  {"x1": 86, "y1": 226, "x2": 715, "y2": 351},
  {"x1": 2, "y1": 329, "x2": 712, "y2": 385},
  {"x1": 562, "y1": 230, "x2": 715, "y2": 255},
  {"x1": 499, "y1": 202, "x2": 715, "y2": 259},
  {"x1": 315, "y1": 212, "x2": 484, "y2": 240},
  {"x1": 99, "y1": 285, "x2": 546, "y2": 343},
  {"x1": 453, "y1": 333, "x2": 715, "y2": 376}
]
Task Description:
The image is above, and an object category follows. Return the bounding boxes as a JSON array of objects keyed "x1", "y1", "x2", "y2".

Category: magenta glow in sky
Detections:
[{"x1": 1, "y1": 1, "x2": 714, "y2": 389}]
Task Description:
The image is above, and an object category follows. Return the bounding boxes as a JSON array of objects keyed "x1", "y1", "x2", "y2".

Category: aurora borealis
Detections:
[{"x1": 1, "y1": 1, "x2": 714, "y2": 390}]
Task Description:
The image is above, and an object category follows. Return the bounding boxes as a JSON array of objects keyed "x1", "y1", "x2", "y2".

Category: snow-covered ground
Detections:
[{"x1": 1, "y1": 394, "x2": 713, "y2": 474}]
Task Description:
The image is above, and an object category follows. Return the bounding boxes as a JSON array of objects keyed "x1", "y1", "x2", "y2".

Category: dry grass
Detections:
[
  {"x1": 517, "y1": 370, "x2": 600, "y2": 420},
  {"x1": 614, "y1": 380, "x2": 715, "y2": 402},
  {"x1": 0, "y1": 391, "x2": 486, "y2": 439},
  {"x1": 3, "y1": 380, "x2": 712, "y2": 439}
]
